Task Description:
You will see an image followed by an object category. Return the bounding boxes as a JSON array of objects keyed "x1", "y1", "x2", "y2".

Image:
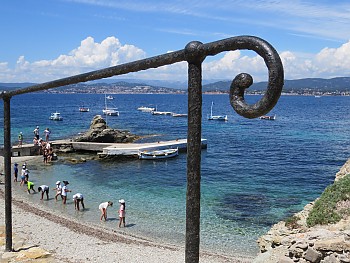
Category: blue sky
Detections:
[{"x1": 1, "y1": 0, "x2": 350, "y2": 83}]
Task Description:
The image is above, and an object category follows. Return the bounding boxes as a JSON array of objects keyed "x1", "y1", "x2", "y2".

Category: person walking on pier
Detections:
[
  {"x1": 18, "y1": 132, "x2": 23, "y2": 147},
  {"x1": 33, "y1": 126, "x2": 39, "y2": 140},
  {"x1": 44, "y1": 128, "x2": 51, "y2": 142}
]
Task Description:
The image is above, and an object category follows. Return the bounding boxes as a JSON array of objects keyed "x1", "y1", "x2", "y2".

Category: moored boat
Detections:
[
  {"x1": 138, "y1": 148, "x2": 179, "y2": 160},
  {"x1": 137, "y1": 106, "x2": 156, "y2": 112},
  {"x1": 103, "y1": 94, "x2": 119, "y2": 116},
  {"x1": 79, "y1": 106, "x2": 90, "y2": 112},
  {"x1": 208, "y1": 101, "x2": 227, "y2": 121},
  {"x1": 259, "y1": 115, "x2": 276, "y2": 120},
  {"x1": 49, "y1": 112, "x2": 63, "y2": 121}
]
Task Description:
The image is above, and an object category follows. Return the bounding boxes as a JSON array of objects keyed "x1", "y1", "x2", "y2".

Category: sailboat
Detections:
[
  {"x1": 208, "y1": 101, "x2": 227, "y2": 121},
  {"x1": 102, "y1": 94, "x2": 119, "y2": 116}
]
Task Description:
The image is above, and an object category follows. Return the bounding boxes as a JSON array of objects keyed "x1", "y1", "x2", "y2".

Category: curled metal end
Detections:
[{"x1": 228, "y1": 37, "x2": 284, "y2": 119}]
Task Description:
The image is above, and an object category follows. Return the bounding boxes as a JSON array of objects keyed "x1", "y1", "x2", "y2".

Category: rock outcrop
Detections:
[
  {"x1": 74, "y1": 115, "x2": 140, "y2": 143},
  {"x1": 254, "y1": 159, "x2": 350, "y2": 263}
]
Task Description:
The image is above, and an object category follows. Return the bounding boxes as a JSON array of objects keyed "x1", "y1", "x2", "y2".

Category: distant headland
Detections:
[{"x1": 1, "y1": 76, "x2": 350, "y2": 96}]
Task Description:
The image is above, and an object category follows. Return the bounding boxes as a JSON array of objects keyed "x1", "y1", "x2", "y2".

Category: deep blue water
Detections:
[{"x1": 1, "y1": 93, "x2": 350, "y2": 257}]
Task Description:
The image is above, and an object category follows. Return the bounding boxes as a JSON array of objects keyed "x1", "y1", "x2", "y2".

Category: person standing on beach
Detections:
[
  {"x1": 61, "y1": 180, "x2": 71, "y2": 204},
  {"x1": 99, "y1": 201, "x2": 113, "y2": 221},
  {"x1": 18, "y1": 132, "x2": 23, "y2": 147},
  {"x1": 118, "y1": 199, "x2": 126, "y2": 228},
  {"x1": 20, "y1": 165, "x2": 26, "y2": 186},
  {"x1": 53, "y1": 181, "x2": 62, "y2": 201},
  {"x1": 26, "y1": 180, "x2": 36, "y2": 194},
  {"x1": 44, "y1": 128, "x2": 51, "y2": 142},
  {"x1": 13, "y1": 163, "x2": 18, "y2": 182},
  {"x1": 73, "y1": 193, "x2": 85, "y2": 211},
  {"x1": 38, "y1": 185, "x2": 50, "y2": 200},
  {"x1": 33, "y1": 126, "x2": 39, "y2": 140}
]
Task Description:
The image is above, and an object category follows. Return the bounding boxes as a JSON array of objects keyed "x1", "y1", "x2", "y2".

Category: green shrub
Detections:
[
  {"x1": 285, "y1": 215, "x2": 301, "y2": 229},
  {"x1": 306, "y1": 174, "x2": 350, "y2": 227}
]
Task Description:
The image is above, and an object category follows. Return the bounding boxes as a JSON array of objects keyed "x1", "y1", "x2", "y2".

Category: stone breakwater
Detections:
[{"x1": 254, "y1": 159, "x2": 350, "y2": 263}]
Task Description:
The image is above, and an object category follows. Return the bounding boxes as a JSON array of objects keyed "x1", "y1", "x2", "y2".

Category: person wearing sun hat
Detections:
[
  {"x1": 118, "y1": 199, "x2": 126, "y2": 228},
  {"x1": 53, "y1": 181, "x2": 62, "y2": 201}
]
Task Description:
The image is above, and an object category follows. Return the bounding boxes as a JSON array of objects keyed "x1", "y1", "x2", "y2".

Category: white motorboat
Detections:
[
  {"x1": 106, "y1": 95, "x2": 114, "y2": 100},
  {"x1": 172, "y1": 113, "x2": 188, "y2": 117},
  {"x1": 259, "y1": 115, "x2": 276, "y2": 120},
  {"x1": 138, "y1": 148, "x2": 179, "y2": 160},
  {"x1": 103, "y1": 94, "x2": 119, "y2": 116},
  {"x1": 49, "y1": 112, "x2": 63, "y2": 121},
  {"x1": 79, "y1": 105, "x2": 90, "y2": 112},
  {"x1": 208, "y1": 102, "x2": 227, "y2": 121},
  {"x1": 137, "y1": 106, "x2": 156, "y2": 112}
]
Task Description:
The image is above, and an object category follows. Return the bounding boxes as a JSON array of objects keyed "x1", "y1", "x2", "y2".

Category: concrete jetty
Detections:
[{"x1": 7, "y1": 138, "x2": 207, "y2": 158}]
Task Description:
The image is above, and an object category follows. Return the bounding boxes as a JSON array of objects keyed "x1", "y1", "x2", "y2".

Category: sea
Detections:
[{"x1": 1, "y1": 93, "x2": 350, "y2": 258}]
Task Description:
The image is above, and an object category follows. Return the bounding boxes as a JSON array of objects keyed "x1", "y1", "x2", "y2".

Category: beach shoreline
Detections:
[{"x1": 0, "y1": 156, "x2": 252, "y2": 262}]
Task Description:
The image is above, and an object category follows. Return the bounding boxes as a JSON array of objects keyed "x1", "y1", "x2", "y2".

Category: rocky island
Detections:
[{"x1": 74, "y1": 115, "x2": 141, "y2": 143}]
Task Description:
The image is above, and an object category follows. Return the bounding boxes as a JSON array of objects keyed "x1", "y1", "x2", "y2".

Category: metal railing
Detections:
[{"x1": 1, "y1": 35, "x2": 284, "y2": 262}]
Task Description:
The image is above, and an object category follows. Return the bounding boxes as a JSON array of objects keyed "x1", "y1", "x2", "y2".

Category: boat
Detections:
[
  {"x1": 49, "y1": 112, "x2": 63, "y2": 121},
  {"x1": 172, "y1": 113, "x2": 188, "y2": 117},
  {"x1": 138, "y1": 148, "x2": 179, "y2": 160},
  {"x1": 137, "y1": 106, "x2": 156, "y2": 112},
  {"x1": 106, "y1": 95, "x2": 114, "y2": 100},
  {"x1": 208, "y1": 102, "x2": 228, "y2": 121},
  {"x1": 103, "y1": 95, "x2": 119, "y2": 116},
  {"x1": 151, "y1": 111, "x2": 173, "y2": 116},
  {"x1": 259, "y1": 115, "x2": 276, "y2": 120},
  {"x1": 79, "y1": 106, "x2": 90, "y2": 112}
]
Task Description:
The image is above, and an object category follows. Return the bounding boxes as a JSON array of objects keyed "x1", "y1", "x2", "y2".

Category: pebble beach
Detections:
[{"x1": 0, "y1": 156, "x2": 251, "y2": 263}]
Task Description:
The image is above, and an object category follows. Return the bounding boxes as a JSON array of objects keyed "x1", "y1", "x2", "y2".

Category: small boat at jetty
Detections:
[
  {"x1": 79, "y1": 105, "x2": 90, "y2": 112},
  {"x1": 137, "y1": 106, "x2": 156, "y2": 112},
  {"x1": 49, "y1": 112, "x2": 63, "y2": 121},
  {"x1": 208, "y1": 102, "x2": 227, "y2": 121},
  {"x1": 138, "y1": 148, "x2": 179, "y2": 160},
  {"x1": 152, "y1": 111, "x2": 172, "y2": 116},
  {"x1": 172, "y1": 113, "x2": 188, "y2": 117},
  {"x1": 103, "y1": 94, "x2": 119, "y2": 116},
  {"x1": 259, "y1": 115, "x2": 276, "y2": 120}
]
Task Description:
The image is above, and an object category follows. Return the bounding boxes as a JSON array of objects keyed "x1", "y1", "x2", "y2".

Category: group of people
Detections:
[
  {"x1": 17, "y1": 126, "x2": 51, "y2": 148},
  {"x1": 14, "y1": 162, "x2": 126, "y2": 227}
]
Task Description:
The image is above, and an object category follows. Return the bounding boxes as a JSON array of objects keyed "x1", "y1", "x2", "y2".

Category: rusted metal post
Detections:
[
  {"x1": 3, "y1": 95, "x2": 12, "y2": 251},
  {"x1": 185, "y1": 41, "x2": 205, "y2": 263}
]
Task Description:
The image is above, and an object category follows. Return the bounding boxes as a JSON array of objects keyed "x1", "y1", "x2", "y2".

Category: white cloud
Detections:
[
  {"x1": 2, "y1": 37, "x2": 350, "y2": 83},
  {"x1": 2, "y1": 36, "x2": 146, "y2": 83}
]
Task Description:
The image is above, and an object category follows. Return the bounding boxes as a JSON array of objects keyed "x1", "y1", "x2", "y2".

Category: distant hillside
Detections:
[
  {"x1": 202, "y1": 77, "x2": 350, "y2": 94},
  {"x1": 1, "y1": 77, "x2": 350, "y2": 95}
]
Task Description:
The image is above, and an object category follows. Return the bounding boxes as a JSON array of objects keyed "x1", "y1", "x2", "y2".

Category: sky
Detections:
[{"x1": 1, "y1": 0, "x2": 350, "y2": 84}]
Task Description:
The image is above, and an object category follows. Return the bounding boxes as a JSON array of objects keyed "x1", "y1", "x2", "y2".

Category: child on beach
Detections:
[
  {"x1": 73, "y1": 193, "x2": 85, "y2": 211},
  {"x1": 99, "y1": 201, "x2": 113, "y2": 221},
  {"x1": 13, "y1": 163, "x2": 18, "y2": 182},
  {"x1": 118, "y1": 199, "x2": 126, "y2": 228},
  {"x1": 53, "y1": 181, "x2": 62, "y2": 201},
  {"x1": 61, "y1": 180, "x2": 71, "y2": 204},
  {"x1": 26, "y1": 180, "x2": 36, "y2": 194},
  {"x1": 38, "y1": 185, "x2": 50, "y2": 200}
]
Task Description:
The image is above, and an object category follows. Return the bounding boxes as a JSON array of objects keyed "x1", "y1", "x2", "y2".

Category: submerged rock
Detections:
[{"x1": 74, "y1": 115, "x2": 140, "y2": 143}]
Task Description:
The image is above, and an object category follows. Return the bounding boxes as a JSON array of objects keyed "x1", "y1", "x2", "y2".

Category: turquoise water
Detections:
[{"x1": 2, "y1": 93, "x2": 350, "y2": 257}]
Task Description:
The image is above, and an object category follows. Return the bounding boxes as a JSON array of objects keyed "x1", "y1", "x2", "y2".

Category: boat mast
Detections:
[{"x1": 210, "y1": 101, "x2": 213, "y2": 118}]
